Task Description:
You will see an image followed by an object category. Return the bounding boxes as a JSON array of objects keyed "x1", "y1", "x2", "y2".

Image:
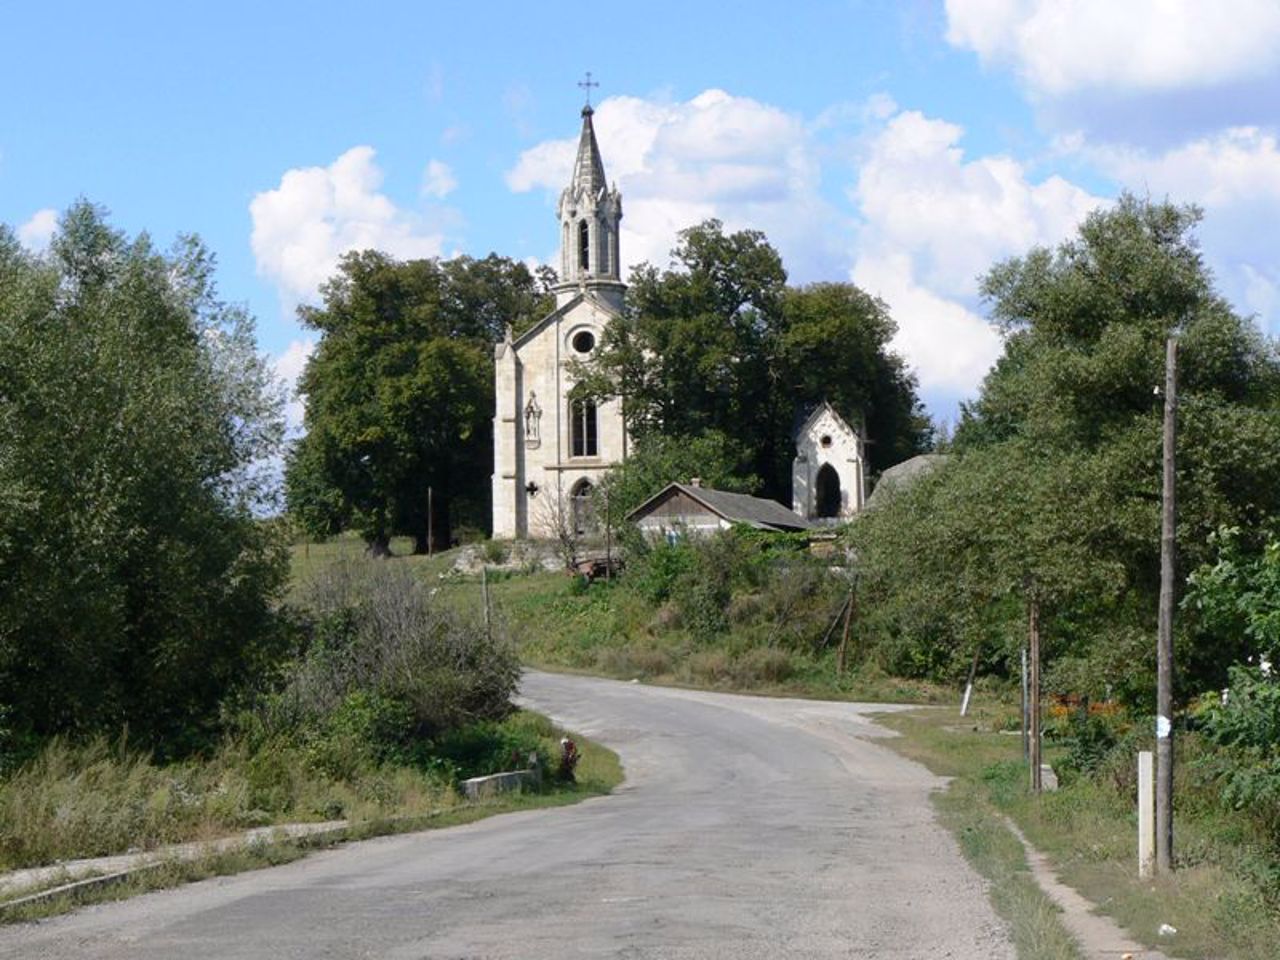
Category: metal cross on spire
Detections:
[{"x1": 578, "y1": 71, "x2": 599, "y2": 108}]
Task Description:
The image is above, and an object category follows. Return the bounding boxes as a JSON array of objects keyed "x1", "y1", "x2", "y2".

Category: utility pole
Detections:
[
  {"x1": 836, "y1": 582, "x2": 855, "y2": 675},
  {"x1": 1156, "y1": 337, "x2": 1178, "y2": 874},
  {"x1": 427, "y1": 486, "x2": 434, "y2": 557},
  {"x1": 604, "y1": 488, "x2": 613, "y2": 583},
  {"x1": 1029, "y1": 596, "x2": 1042, "y2": 792}
]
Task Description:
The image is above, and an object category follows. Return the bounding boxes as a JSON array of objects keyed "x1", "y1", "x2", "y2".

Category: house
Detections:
[{"x1": 626, "y1": 480, "x2": 814, "y2": 537}]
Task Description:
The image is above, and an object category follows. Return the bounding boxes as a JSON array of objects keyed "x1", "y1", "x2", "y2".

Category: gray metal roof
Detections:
[
  {"x1": 626, "y1": 483, "x2": 814, "y2": 532},
  {"x1": 864, "y1": 454, "x2": 950, "y2": 509}
]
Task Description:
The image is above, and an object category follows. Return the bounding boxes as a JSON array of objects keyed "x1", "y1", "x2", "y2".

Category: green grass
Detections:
[
  {"x1": 287, "y1": 533, "x2": 463, "y2": 599},
  {"x1": 0, "y1": 712, "x2": 622, "y2": 922},
  {"x1": 876, "y1": 703, "x2": 1280, "y2": 960}
]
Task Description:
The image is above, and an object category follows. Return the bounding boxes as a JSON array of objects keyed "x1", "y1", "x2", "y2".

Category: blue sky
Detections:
[{"x1": 4, "y1": 1, "x2": 1279, "y2": 428}]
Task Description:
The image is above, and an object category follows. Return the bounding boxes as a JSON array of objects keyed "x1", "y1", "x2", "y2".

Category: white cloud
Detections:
[
  {"x1": 250, "y1": 146, "x2": 446, "y2": 308},
  {"x1": 946, "y1": 0, "x2": 1280, "y2": 97},
  {"x1": 421, "y1": 159, "x2": 457, "y2": 199},
  {"x1": 1075, "y1": 126, "x2": 1280, "y2": 332},
  {"x1": 506, "y1": 90, "x2": 846, "y2": 280},
  {"x1": 17, "y1": 208, "x2": 57, "y2": 252},
  {"x1": 272, "y1": 338, "x2": 315, "y2": 436},
  {"x1": 851, "y1": 108, "x2": 1103, "y2": 395}
]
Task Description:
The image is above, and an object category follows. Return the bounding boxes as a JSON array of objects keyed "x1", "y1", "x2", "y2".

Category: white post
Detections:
[{"x1": 1138, "y1": 750, "x2": 1155, "y2": 879}]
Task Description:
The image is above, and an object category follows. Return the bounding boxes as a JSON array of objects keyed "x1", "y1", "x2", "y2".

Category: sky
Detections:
[{"x1": 3, "y1": 0, "x2": 1279, "y2": 431}]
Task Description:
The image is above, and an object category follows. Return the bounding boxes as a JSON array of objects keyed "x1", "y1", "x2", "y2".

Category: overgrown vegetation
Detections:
[
  {"x1": 0, "y1": 208, "x2": 617, "y2": 879},
  {"x1": 478, "y1": 527, "x2": 944, "y2": 703},
  {"x1": 847, "y1": 197, "x2": 1280, "y2": 703}
]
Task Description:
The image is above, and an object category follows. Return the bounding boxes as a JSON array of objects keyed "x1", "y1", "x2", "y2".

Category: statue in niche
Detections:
[{"x1": 524, "y1": 393, "x2": 542, "y2": 448}]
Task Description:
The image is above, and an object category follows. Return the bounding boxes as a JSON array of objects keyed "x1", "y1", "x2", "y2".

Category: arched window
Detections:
[
  {"x1": 571, "y1": 478, "x2": 595, "y2": 535},
  {"x1": 815, "y1": 463, "x2": 842, "y2": 519},
  {"x1": 578, "y1": 220, "x2": 590, "y2": 272},
  {"x1": 570, "y1": 396, "x2": 598, "y2": 457}
]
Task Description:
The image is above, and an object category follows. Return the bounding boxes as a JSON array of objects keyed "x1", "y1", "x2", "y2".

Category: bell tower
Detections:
[{"x1": 554, "y1": 102, "x2": 624, "y2": 312}]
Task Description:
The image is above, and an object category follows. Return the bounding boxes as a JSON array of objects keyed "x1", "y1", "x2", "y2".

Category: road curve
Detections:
[{"x1": 0, "y1": 672, "x2": 1014, "y2": 959}]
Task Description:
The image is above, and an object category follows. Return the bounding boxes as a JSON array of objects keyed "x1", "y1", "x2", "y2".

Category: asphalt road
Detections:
[{"x1": 0, "y1": 672, "x2": 1015, "y2": 959}]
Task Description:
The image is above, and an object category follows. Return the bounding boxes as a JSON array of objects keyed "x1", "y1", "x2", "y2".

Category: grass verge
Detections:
[
  {"x1": 0, "y1": 712, "x2": 622, "y2": 924},
  {"x1": 876, "y1": 704, "x2": 1280, "y2": 960}
]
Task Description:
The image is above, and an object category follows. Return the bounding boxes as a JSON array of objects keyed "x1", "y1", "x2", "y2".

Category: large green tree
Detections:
[
  {"x1": 852, "y1": 195, "x2": 1280, "y2": 700},
  {"x1": 0, "y1": 203, "x2": 287, "y2": 752},
  {"x1": 286, "y1": 251, "x2": 552, "y2": 552},
  {"x1": 577, "y1": 220, "x2": 930, "y2": 503}
]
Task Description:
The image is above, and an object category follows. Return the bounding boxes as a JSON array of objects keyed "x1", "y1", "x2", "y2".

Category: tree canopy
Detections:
[
  {"x1": 0, "y1": 202, "x2": 287, "y2": 752},
  {"x1": 286, "y1": 251, "x2": 552, "y2": 552},
  {"x1": 851, "y1": 195, "x2": 1280, "y2": 702},
  {"x1": 575, "y1": 220, "x2": 931, "y2": 504}
]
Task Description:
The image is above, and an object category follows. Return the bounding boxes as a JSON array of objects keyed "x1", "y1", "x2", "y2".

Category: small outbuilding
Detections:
[
  {"x1": 792, "y1": 402, "x2": 866, "y2": 524},
  {"x1": 626, "y1": 480, "x2": 814, "y2": 537}
]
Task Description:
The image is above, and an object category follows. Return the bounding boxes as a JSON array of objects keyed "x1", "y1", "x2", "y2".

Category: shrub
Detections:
[
  {"x1": 430, "y1": 714, "x2": 549, "y2": 782},
  {"x1": 732, "y1": 647, "x2": 794, "y2": 686},
  {"x1": 282, "y1": 559, "x2": 521, "y2": 742},
  {"x1": 595, "y1": 645, "x2": 673, "y2": 678},
  {"x1": 481, "y1": 539, "x2": 508, "y2": 565},
  {"x1": 726, "y1": 593, "x2": 763, "y2": 625},
  {"x1": 687, "y1": 650, "x2": 733, "y2": 684}
]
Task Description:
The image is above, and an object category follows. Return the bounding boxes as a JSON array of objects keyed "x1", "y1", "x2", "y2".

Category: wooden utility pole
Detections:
[
  {"x1": 427, "y1": 486, "x2": 434, "y2": 557},
  {"x1": 481, "y1": 564, "x2": 492, "y2": 643},
  {"x1": 1156, "y1": 337, "x2": 1178, "y2": 874},
  {"x1": 1029, "y1": 596, "x2": 1042, "y2": 793},
  {"x1": 836, "y1": 584, "x2": 855, "y2": 674}
]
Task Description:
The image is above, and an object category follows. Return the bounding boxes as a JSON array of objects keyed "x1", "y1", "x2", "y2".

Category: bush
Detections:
[
  {"x1": 595, "y1": 645, "x2": 673, "y2": 678},
  {"x1": 430, "y1": 715, "x2": 549, "y2": 782},
  {"x1": 280, "y1": 559, "x2": 521, "y2": 742},
  {"x1": 481, "y1": 539, "x2": 508, "y2": 565},
  {"x1": 732, "y1": 647, "x2": 794, "y2": 686}
]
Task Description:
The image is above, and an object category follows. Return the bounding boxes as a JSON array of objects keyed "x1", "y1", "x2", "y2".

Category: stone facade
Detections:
[
  {"x1": 492, "y1": 105, "x2": 628, "y2": 539},
  {"x1": 792, "y1": 402, "x2": 865, "y2": 524}
]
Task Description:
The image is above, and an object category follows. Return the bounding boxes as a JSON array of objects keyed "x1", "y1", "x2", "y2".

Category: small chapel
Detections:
[{"x1": 491, "y1": 102, "x2": 628, "y2": 539}]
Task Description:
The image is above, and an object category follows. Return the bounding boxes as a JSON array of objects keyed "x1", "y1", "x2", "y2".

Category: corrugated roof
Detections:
[
  {"x1": 626, "y1": 483, "x2": 813, "y2": 532},
  {"x1": 864, "y1": 454, "x2": 950, "y2": 509}
]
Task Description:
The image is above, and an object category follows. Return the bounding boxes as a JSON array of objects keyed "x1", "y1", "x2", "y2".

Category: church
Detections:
[
  {"x1": 492, "y1": 101, "x2": 869, "y2": 539},
  {"x1": 491, "y1": 103, "x2": 628, "y2": 539}
]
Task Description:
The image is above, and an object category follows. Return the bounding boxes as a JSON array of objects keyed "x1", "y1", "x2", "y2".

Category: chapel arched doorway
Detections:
[{"x1": 815, "y1": 463, "x2": 842, "y2": 519}]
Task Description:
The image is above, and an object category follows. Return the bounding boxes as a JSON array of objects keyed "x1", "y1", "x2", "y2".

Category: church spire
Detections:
[
  {"x1": 555, "y1": 91, "x2": 624, "y2": 311},
  {"x1": 570, "y1": 105, "x2": 608, "y2": 199}
]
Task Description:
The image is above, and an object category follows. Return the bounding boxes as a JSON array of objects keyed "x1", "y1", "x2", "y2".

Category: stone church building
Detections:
[
  {"x1": 491, "y1": 104, "x2": 628, "y2": 539},
  {"x1": 492, "y1": 103, "x2": 870, "y2": 539}
]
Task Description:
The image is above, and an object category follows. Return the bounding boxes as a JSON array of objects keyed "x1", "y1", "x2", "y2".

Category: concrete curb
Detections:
[
  {"x1": 1003, "y1": 816, "x2": 1172, "y2": 960},
  {"x1": 0, "y1": 821, "x2": 353, "y2": 918}
]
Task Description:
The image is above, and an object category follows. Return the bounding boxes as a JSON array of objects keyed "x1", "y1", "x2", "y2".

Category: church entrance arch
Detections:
[
  {"x1": 815, "y1": 463, "x2": 841, "y2": 519},
  {"x1": 570, "y1": 478, "x2": 595, "y2": 535}
]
